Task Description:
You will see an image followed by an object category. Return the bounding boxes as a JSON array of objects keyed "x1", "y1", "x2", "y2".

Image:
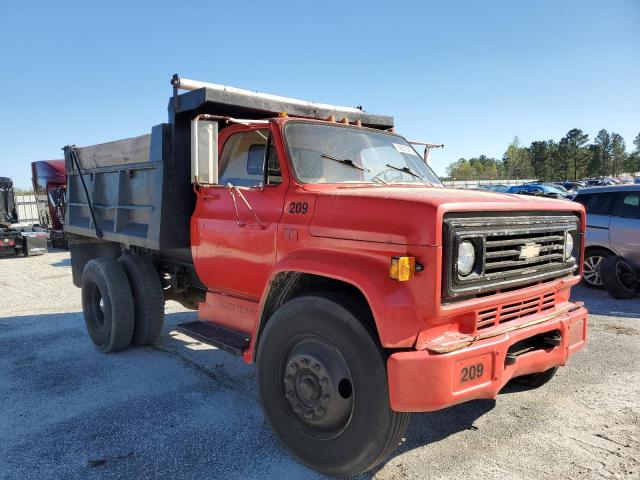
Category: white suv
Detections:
[{"x1": 574, "y1": 185, "x2": 640, "y2": 287}]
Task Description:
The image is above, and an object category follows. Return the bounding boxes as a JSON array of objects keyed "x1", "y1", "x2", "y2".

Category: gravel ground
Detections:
[{"x1": 0, "y1": 249, "x2": 638, "y2": 480}]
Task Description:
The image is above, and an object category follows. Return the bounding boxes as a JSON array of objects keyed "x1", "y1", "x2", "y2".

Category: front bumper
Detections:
[{"x1": 387, "y1": 303, "x2": 587, "y2": 412}]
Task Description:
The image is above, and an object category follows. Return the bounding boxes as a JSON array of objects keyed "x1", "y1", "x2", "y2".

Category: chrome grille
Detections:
[
  {"x1": 443, "y1": 213, "x2": 580, "y2": 299},
  {"x1": 484, "y1": 230, "x2": 566, "y2": 276}
]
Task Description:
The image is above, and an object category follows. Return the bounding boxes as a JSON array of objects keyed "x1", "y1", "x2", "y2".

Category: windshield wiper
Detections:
[
  {"x1": 321, "y1": 154, "x2": 370, "y2": 173},
  {"x1": 384, "y1": 163, "x2": 433, "y2": 185}
]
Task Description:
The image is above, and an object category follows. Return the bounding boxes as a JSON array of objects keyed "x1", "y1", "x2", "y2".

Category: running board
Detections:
[{"x1": 176, "y1": 321, "x2": 251, "y2": 356}]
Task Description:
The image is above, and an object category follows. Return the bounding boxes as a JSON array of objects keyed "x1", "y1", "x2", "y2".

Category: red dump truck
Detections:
[{"x1": 64, "y1": 76, "x2": 588, "y2": 477}]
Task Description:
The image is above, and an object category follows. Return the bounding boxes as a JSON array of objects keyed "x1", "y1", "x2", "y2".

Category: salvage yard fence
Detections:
[
  {"x1": 15, "y1": 195, "x2": 38, "y2": 223},
  {"x1": 441, "y1": 179, "x2": 537, "y2": 189}
]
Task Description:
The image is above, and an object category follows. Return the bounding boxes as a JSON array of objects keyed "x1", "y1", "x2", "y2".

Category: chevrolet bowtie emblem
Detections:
[{"x1": 520, "y1": 243, "x2": 541, "y2": 259}]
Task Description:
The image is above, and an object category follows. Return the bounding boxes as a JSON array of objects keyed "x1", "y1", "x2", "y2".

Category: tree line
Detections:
[{"x1": 445, "y1": 129, "x2": 640, "y2": 181}]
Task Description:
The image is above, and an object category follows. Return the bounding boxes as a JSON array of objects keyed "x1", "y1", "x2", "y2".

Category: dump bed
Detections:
[
  {"x1": 64, "y1": 77, "x2": 394, "y2": 258},
  {"x1": 64, "y1": 124, "x2": 179, "y2": 251}
]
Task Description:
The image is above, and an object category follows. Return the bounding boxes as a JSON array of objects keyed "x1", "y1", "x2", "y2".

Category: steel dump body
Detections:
[{"x1": 64, "y1": 126, "x2": 169, "y2": 250}]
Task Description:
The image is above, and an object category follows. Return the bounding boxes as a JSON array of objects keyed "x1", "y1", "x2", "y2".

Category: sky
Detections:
[{"x1": 0, "y1": 0, "x2": 638, "y2": 189}]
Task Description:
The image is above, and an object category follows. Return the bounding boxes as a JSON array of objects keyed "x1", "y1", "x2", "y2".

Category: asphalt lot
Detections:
[{"x1": 1, "y1": 249, "x2": 639, "y2": 480}]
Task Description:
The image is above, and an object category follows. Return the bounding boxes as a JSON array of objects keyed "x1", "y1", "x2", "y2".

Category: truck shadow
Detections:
[{"x1": 402, "y1": 398, "x2": 496, "y2": 447}]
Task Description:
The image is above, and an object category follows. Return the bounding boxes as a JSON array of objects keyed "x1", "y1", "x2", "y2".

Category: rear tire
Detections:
[
  {"x1": 582, "y1": 248, "x2": 611, "y2": 288},
  {"x1": 118, "y1": 254, "x2": 165, "y2": 346},
  {"x1": 81, "y1": 257, "x2": 134, "y2": 352},
  {"x1": 257, "y1": 294, "x2": 410, "y2": 477},
  {"x1": 601, "y1": 256, "x2": 640, "y2": 299}
]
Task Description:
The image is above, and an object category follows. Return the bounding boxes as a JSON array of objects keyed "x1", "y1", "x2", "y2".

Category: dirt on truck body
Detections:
[{"x1": 63, "y1": 76, "x2": 588, "y2": 477}]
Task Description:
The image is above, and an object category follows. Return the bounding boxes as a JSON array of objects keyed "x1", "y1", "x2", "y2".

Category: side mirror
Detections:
[{"x1": 191, "y1": 118, "x2": 218, "y2": 184}]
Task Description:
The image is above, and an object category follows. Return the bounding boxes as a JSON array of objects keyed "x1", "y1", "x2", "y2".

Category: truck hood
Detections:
[{"x1": 306, "y1": 185, "x2": 582, "y2": 246}]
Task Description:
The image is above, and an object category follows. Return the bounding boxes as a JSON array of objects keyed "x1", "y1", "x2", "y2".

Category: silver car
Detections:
[{"x1": 574, "y1": 185, "x2": 640, "y2": 287}]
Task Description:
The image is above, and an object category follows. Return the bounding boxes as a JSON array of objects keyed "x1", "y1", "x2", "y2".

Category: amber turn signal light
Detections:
[{"x1": 390, "y1": 256, "x2": 416, "y2": 281}]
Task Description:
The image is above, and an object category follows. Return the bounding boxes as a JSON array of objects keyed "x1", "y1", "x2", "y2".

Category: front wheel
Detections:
[{"x1": 257, "y1": 295, "x2": 410, "y2": 477}]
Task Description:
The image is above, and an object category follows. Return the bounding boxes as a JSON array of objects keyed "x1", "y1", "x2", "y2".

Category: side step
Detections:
[{"x1": 175, "y1": 321, "x2": 251, "y2": 356}]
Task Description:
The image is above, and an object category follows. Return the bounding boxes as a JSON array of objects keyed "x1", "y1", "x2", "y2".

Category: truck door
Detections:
[
  {"x1": 610, "y1": 191, "x2": 640, "y2": 267},
  {"x1": 192, "y1": 125, "x2": 288, "y2": 302}
]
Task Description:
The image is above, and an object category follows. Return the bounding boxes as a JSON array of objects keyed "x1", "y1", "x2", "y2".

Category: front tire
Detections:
[
  {"x1": 81, "y1": 257, "x2": 134, "y2": 352},
  {"x1": 257, "y1": 295, "x2": 410, "y2": 477}
]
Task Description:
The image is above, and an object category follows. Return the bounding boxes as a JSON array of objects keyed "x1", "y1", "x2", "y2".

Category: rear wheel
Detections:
[
  {"x1": 118, "y1": 254, "x2": 165, "y2": 345},
  {"x1": 257, "y1": 295, "x2": 410, "y2": 477},
  {"x1": 81, "y1": 257, "x2": 134, "y2": 352},
  {"x1": 582, "y1": 248, "x2": 611, "y2": 288},
  {"x1": 601, "y1": 256, "x2": 640, "y2": 299}
]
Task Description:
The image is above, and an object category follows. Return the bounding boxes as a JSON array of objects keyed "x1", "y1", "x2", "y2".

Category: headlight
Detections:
[
  {"x1": 564, "y1": 231, "x2": 574, "y2": 259},
  {"x1": 457, "y1": 240, "x2": 476, "y2": 276}
]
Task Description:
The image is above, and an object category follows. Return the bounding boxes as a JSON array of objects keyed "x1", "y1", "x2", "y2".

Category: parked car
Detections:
[
  {"x1": 505, "y1": 183, "x2": 573, "y2": 199},
  {"x1": 585, "y1": 178, "x2": 617, "y2": 187},
  {"x1": 558, "y1": 181, "x2": 586, "y2": 192},
  {"x1": 477, "y1": 184, "x2": 508, "y2": 192},
  {"x1": 573, "y1": 185, "x2": 640, "y2": 288}
]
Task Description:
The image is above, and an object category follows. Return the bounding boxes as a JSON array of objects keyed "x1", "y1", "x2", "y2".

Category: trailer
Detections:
[
  {"x1": 64, "y1": 76, "x2": 588, "y2": 477},
  {"x1": 0, "y1": 177, "x2": 47, "y2": 256}
]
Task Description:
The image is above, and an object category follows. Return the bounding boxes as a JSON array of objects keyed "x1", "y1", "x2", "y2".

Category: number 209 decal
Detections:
[
  {"x1": 460, "y1": 363, "x2": 484, "y2": 383},
  {"x1": 288, "y1": 202, "x2": 309, "y2": 214}
]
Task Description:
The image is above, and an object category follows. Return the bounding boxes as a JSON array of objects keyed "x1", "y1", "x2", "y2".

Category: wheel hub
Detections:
[
  {"x1": 583, "y1": 256, "x2": 604, "y2": 286},
  {"x1": 281, "y1": 337, "x2": 354, "y2": 438},
  {"x1": 285, "y1": 355, "x2": 332, "y2": 421}
]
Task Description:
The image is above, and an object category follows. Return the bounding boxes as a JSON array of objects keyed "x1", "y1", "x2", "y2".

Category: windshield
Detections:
[{"x1": 284, "y1": 122, "x2": 442, "y2": 186}]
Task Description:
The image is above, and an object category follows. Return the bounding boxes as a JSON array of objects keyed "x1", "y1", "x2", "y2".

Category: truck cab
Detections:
[
  {"x1": 31, "y1": 160, "x2": 67, "y2": 248},
  {"x1": 64, "y1": 77, "x2": 588, "y2": 477}
]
